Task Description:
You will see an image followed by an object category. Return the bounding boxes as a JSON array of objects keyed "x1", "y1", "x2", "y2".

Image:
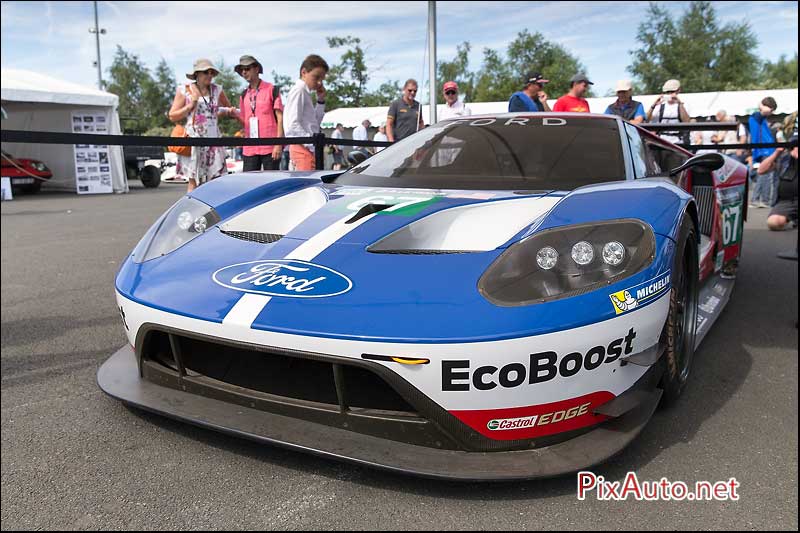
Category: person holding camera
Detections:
[
  {"x1": 647, "y1": 79, "x2": 690, "y2": 145},
  {"x1": 758, "y1": 134, "x2": 798, "y2": 231}
]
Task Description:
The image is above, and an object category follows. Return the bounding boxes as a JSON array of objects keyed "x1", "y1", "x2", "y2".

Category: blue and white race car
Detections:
[{"x1": 99, "y1": 113, "x2": 747, "y2": 480}]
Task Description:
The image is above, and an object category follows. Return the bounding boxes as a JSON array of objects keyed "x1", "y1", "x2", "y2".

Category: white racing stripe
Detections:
[{"x1": 221, "y1": 212, "x2": 375, "y2": 326}]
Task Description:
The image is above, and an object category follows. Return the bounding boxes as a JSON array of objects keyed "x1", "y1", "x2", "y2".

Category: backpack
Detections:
[
  {"x1": 783, "y1": 111, "x2": 798, "y2": 140},
  {"x1": 240, "y1": 82, "x2": 282, "y2": 122}
]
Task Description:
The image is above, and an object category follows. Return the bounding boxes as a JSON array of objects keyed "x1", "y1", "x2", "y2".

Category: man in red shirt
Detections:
[
  {"x1": 552, "y1": 73, "x2": 593, "y2": 113},
  {"x1": 234, "y1": 54, "x2": 285, "y2": 171}
]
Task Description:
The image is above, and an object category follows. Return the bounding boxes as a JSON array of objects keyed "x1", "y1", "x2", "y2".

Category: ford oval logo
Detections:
[{"x1": 212, "y1": 260, "x2": 352, "y2": 298}]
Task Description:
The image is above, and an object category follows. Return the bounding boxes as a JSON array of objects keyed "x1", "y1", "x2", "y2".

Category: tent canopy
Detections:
[
  {"x1": 1, "y1": 68, "x2": 128, "y2": 193},
  {"x1": 322, "y1": 88, "x2": 798, "y2": 129},
  {"x1": 1, "y1": 68, "x2": 119, "y2": 107}
]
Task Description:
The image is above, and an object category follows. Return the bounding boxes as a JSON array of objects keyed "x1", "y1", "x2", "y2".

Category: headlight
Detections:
[
  {"x1": 31, "y1": 162, "x2": 48, "y2": 172},
  {"x1": 478, "y1": 219, "x2": 655, "y2": 306},
  {"x1": 131, "y1": 196, "x2": 220, "y2": 263}
]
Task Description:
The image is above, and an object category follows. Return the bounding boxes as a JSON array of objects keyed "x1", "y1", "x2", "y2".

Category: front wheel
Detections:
[{"x1": 659, "y1": 216, "x2": 699, "y2": 406}]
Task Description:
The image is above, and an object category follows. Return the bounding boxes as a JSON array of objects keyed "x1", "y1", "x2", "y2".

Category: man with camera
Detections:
[
  {"x1": 758, "y1": 134, "x2": 798, "y2": 231},
  {"x1": 647, "y1": 79, "x2": 690, "y2": 145}
]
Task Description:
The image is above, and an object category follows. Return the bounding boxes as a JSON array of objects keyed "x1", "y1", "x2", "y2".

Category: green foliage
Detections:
[
  {"x1": 437, "y1": 42, "x2": 475, "y2": 103},
  {"x1": 212, "y1": 57, "x2": 244, "y2": 136},
  {"x1": 362, "y1": 80, "x2": 402, "y2": 107},
  {"x1": 271, "y1": 70, "x2": 293, "y2": 97},
  {"x1": 628, "y1": 1, "x2": 760, "y2": 93},
  {"x1": 325, "y1": 36, "x2": 371, "y2": 110},
  {"x1": 104, "y1": 46, "x2": 153, "y2": 133},
  {"x1": 758, "y1": 53, "x2": 798, "y2": 89},
  {"x1": 471, "y1": 30, "x2": 591, "y2": 102}
]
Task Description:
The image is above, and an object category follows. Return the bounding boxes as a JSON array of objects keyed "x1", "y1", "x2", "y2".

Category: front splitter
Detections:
[{"x1": 98, "y1": 345, "x2": 660, "y2": 481}]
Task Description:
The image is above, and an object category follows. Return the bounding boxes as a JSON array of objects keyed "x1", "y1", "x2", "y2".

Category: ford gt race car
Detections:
[{"x1": 99, "y1": 113, "x2": 747, "y2": 480}]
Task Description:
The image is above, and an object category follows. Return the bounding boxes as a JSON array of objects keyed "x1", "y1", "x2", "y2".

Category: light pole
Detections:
[
  {"x1": 428, "y1": 1, "x2": 437, "y2": 125},
  {"x1": 88, "y1": 0, "x2": 106, "y2": 89}
]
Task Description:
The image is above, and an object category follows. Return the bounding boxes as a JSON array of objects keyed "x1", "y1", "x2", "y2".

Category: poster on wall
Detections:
[{"x1": 72, "y1": 112, "x2": 113, "y2": 194}]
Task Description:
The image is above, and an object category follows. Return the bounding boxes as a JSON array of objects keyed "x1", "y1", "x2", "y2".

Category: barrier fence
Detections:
[{"x1": 1, "y1": 121, "x2": 793, "y2": 173}]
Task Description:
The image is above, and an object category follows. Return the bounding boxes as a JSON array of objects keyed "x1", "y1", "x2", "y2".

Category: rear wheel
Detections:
[
  {"x1": 140, "y1": 165, "x2": 161, "y2": 188},
  {"x1": 659, "y1": 216, "x2": 699, "y2": 406}
]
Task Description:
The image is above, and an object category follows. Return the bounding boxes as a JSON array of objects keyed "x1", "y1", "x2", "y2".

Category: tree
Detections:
[
  {"x1": 271, "y1": 70, "x2": 293, "y2": 98},
  {"x1": 325, "y1": 36, "x2": 370, "y2": 110},
  {"x1": 472, "y1": 30, "x2": 590, "y2": 102},
  {"x1": 362, "y1": 80, "x2": 402, "y2": 107},
  {"x1": 103, "y1": 46, "x2": 151, "y2": 133},
  {"x1": 212, "y1": 57, "x2": 244, "y2": 136},
  {"x1": 436, "y1": 42, "x2": 475, "y2": 103},
  {"x1": 628, "y1": 1, "x2": 760, "y2": 93},
  {"x1": 759, "y1": 53, "x2": 798, "y2": 89},
  {"x1": 142, "y1": 58, "x2": 175, "y2": 130}
]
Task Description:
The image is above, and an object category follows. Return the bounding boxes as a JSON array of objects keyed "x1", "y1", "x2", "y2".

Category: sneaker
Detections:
[{"x1": 757, "y1": 202, "x2": 769, "y2": 208}]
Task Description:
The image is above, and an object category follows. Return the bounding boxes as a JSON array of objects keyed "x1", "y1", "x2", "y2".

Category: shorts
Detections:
[
  {"x1": 289, "y1": 145, "x2": 315, "y2": 171},
  {"x1": 770, "y1": 197, "x2": 798, "y2": 221},
  {"x1": 333, "y1": 152, "x2": 345, "y2": 165}
]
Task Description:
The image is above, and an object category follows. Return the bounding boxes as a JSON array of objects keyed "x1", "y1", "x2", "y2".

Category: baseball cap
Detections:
[
  {"x1": 525, "y1": 72, "x2": 550, "y2": 86},
  {"x1": 570, "y1": 73, "x2": 593, "y2": 85},
  {"x1": 615, "y1": 79, "x2": 633, "y2": 92},
  {"x1": 443, "y1": 81, "x2": 459, "y2": 92},
  {"x1": 662, "y1": 79, "x2": 681, "y2": 92}
]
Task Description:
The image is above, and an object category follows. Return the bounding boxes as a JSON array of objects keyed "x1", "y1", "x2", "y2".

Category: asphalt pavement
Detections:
[{"x1": 1, "y1": 182, "x2": 797, "y2": 530}]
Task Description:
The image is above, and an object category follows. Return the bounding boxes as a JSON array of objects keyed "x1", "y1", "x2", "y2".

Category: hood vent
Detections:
[{"x1": 220, "y1": 231, "x2": 283, "y2": 244}]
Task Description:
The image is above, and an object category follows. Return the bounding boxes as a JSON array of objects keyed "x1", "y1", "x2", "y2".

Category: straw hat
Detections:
[{"x1": 186, "y1": 58, "x2": 220, "y2": 80}]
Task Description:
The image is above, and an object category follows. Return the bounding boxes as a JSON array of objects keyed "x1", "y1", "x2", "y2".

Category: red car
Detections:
[{"x1": 1, "y1": 150, "x2": 52, "y2": 194}]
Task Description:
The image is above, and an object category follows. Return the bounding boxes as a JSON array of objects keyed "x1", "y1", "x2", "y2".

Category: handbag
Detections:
[
  {"x1": 168, "y1": 124, "x2": 191, "y2": 156},
  {"x1": 169, "y1": 85, "x2": 194, "y2": 156}
]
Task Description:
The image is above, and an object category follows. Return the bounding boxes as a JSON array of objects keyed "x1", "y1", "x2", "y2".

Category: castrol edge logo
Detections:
[
  {"x1": 487, "y1": 415, "x2": 538, "y2": 431},
  {"x1": 213, "y1": 260, "x2": 352, "y2": 298}
]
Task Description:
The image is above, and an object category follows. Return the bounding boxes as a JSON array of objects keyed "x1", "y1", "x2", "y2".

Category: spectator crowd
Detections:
[{"x1": 167, "y1": 54, "x2": 796, "y2": 232}]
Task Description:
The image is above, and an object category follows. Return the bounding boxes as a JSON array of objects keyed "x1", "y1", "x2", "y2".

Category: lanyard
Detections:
[{"x1": 249, "y1": 81, "x2": 260, "y2": 115}]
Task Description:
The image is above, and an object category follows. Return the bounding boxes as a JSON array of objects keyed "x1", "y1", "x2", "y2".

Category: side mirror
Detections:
[{"x1": 669, "y1": 152, "x2": 724, "y2": 176}]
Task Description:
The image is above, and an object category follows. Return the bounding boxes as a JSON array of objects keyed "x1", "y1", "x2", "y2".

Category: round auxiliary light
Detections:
[
  {"x1": 536, "y1": 246, "x2": 559, "y2": 270},
  {"x1": 571, "y1": 241, "x2": 594, "y2": 265},
  {"x1": 602, "y1": 241, "x2": 626, "y2": 266},
  {"x1": 193, "y1": 215, "x2": 208, "y2": 233},
  {"x1": 177, "y1": 211, "x2": 194, "y2": 230}
]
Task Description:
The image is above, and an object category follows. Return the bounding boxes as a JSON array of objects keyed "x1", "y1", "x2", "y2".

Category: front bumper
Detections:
[{"x1": 99, "y1": 343, "x2": 662, "y2": 481}]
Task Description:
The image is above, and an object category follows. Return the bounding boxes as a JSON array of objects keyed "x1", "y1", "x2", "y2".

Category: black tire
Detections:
[
  {"x1": 140, "y1": 165, "x2": 161, "y2": 188},
  {"x1": 24, "y1": 180, "x2": 42, "y2": 194},
  {"x1": 659, "y1": 215, "x2": 699, "y2": 406}
]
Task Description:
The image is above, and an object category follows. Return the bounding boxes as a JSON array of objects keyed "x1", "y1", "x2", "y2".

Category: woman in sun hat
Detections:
[{"x1": 168, "y1": 58, "x2": 235, "y2": 191}]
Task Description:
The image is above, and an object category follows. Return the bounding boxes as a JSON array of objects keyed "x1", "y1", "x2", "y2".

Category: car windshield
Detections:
[{"x1": 336, "y1": 116, "x2": 625, "y2": 190}]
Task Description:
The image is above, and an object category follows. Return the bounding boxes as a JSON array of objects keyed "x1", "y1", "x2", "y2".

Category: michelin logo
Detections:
[{"x1": 610, "y1": 271, "x2": 671, "y2": 315}]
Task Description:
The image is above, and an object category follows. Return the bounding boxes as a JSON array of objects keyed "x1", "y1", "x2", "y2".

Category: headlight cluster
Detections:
[
  {"x1": 131, "y1": 196, "x2": 220, "y2": 263},
  {"x1": 31, "y1": 162, "x2": 48, "y2": 172},
  {"x1": 479, "y1": 219, "x2": 655, "y2": 306}
]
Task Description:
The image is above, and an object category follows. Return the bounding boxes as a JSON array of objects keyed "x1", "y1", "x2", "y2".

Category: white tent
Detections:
[
  {"x1": 1, "y1": 68, "x2": 128, "y2": 193},
  {"x1": 322, "y1": 88, "x2": 799, "y2": 129}
]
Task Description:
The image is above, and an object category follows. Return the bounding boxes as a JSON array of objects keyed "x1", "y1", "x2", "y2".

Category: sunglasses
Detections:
[
  {"x1": 198, "y1": 69, "x2": 216, "y2": 76},
  {"x1": 444, "y1": 90, "x2": 457, "y2": 96},
  {"x1": 240, "y1": 65, "x2": 256, "y2": 71},
  {"x1": 406, "y1": 88, "x2": 417, "y2": 93}
]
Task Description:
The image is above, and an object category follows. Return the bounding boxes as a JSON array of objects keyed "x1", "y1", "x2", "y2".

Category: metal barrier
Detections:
[
  {"x1": 1, "y1": 122, "x2": 792, "y2": 170},
  {"x1": 0, "y1": 129, "x2": 393, "y2": 172}
]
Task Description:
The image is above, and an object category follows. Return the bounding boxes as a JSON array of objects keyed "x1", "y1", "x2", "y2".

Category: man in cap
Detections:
[
  {"x1": 234, "y1": 54, "x2": 285, "y2": 171},
  {"x1": 508, "y1": 73, "x2": 550, "y2": 113},
  {"x1": 646, "y1": 79, "x2": 690, "y2": 144},
  {"x1": 440, "y1": 81, "x2": 472, "y2": 120},
  {"x1": 553, "y1": 73, "x2": 592, "y2": 112},
  {"x1": 604, "y1": 80, "x2": 645, "y2": 124}
]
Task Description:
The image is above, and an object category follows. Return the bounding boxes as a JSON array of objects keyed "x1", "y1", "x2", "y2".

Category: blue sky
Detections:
[{"x1": 2, "y1": 1, "x2": 798, "y2": 102}]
